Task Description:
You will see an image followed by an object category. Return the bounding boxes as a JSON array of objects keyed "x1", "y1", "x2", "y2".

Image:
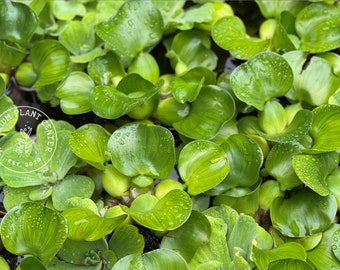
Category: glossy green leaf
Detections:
[
  {"x1": 0, "y1": 96, "x2": 18, "y2": 135},
  {"x1": 253, "y1": 242, "x2": 307, "y2": 270},
  {"x1": 17, "y1": 257, "x2": 47, "y2": 270},
  {"x1": 317, "y1": 51, "x2": 340, "y2": 77},
  {"x1": 31, "y1": 40, "x2": 69, "y2": 88},
  {"x1": 56, "y1": 71, "x2": 94, "y2": 114},
  {"x1": 52, "y1": 0, "x2": 86, "y2": 20},
  {"x1": 108, "y1": 224, "x2": 144, "y2": 259},
  {"x1": 59, "y1": 21, "x2": 96, "y2": 56},
  {"x1": 87, "y1": 51, "x2": 126, "y2": 86},
  {"x1": 29, "y1": 185, "x2": 53, "y2": 201},
  {"x1": 219, "y1": 134, "x2": 263, "y2": 190},
  {"x1": 90, "y1": 74, "x2": 161, "y2": 119},
  {"x1": 62, "y1": 207, "x2": 127, "y2": 241},
  {"x1": 155, "y1": 97, "x2": 190, "y2": 126},
  {"x1": 108, "y1": 122, "x2": 175, "y2": 178},
  {"x1": 265, "y1": 142, "x2": 302, "y2": 191},
  {"x1": 188, "y1": 215, "x2": 230, "y2": 269},
  {"x1": 125, "y1": 189, "x2": 192, "y2": 231},
  {"x1": 112, "y1": 248, "x2": 189, "y2": 270},
  {"x1": 306, "y1": 105, "x2": 340, "y2": 153},
  {"x1": 161, "y1": 210, "x2": 211, "y2": 262},
  {"x1": 255, "y1": 0, "x2": 308, "y2": 18},
  {"x1": 0, "y1": 40, "x2": 27, "y2": 71},
  {"x1": 212, "y1": 16, "x2": 270, "y2": 60},
  {"x1": 174, "y1": 85, "x2": 235, "y2": 139},
  {"x1": 292, "y1": 152, "x2": 338, "y2": 196},
  {"x1": 270, "y1": 188, "x2": 337, "y2": 237},
  {"x1": 48, "y1": 258, "x2": 102, "y2": 270},
  {"x1": 0, "y1": 202, "x2": 67, "y2": 264},
  {"x1": 166, "y1": 30, "x2": 217, "y2": 73},
  {"x1": 258, "y1": 100, "x2": 288, "y2": 135},
  {"x1": 69, "y1": 123, "x2": 110, "y2": 169},
  {"x1": 3, "y1": 186, "x2": 37, "y2": 211},
  {"x1": 258, "y1": 109, "x2": 312, "y2": 143},
  {"x1": 0, "y1": 256, "x2": 10, "y2": 270},
  {"x1": 283, "y1": 51, "x2": 340, "y2": 106},
  {"x1": 259, "y1": 180, "x2": 284, "y2": 211},
  {"x1": 52, "y1": 175, "x2": 95, "y2": 211},
  {"x1": 307, "y1": 224, "x2": 340, "y2": 270},
  {"x1": 178, "y1": 140, "x2": 230, "y2": 195},
  {"x1": 128, "y1": 52, "x2": 159, "y2": 84},
  {"x1": 296, "y1": 3, "x2": 340, "y2": 53},
  {"x1": 56, "y1": 238, "x2": 108, "y2": 266},
  {"x1": 230, "y1": 52, "x2": 293, "y2": 111},
  {"x1": 95, "y1": 0, "x2": 163, "y2": 59},
  {"x1": 332, "y1": 229, "x2": 340, "y2": 261},
  {"x1": 171, "y1": 67, "x2": 216, "y2": 103},
  {"x1": 0, "y1": 0, "x2": 38, "y2": 47},
  {"x1": 267, "y1": 259, "x2": 315, "y2": 270}
]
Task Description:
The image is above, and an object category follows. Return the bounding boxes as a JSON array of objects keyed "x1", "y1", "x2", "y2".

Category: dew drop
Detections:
[{"x1": 332, "y1": 244, "x2": 337, "y2": 250}]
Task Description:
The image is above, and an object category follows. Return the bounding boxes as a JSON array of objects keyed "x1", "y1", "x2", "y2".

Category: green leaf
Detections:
[
  {"x1": 56, "y1": 238, "x2": 108, "y2": 266},
  {"x1": 62, "y1": 207, "x2": 127, "y2": 241},
  {"x1": 258, "y1": 109, "x2": 312, "y2": 143},
  {"x1": 166, "y1": 30, "x2": 217, "y2": 73},
  {"x1": 31, "y1": 40, "x2": 69, "y2": 88},
  {"x1": 171, "y1": 67, "x2": 216, "y2": 103},
  {"x1": 306, "y1": 105, "x2": 340, "y2": 153},
  {"x1": 90, "y1": 74, "x2": 161, "y2": 119},
  {"x1": 52, "y1": 175, "x2": 95, "y2": 211},
  {"x1": 255, "y1": 0, "x2": 308, "y2": 18},
  {"x1": 3, "y1": 186, "x2": 37, "y2": 211},
  {"x1": 178, "y1": 140, "x2": 230, "y2": 195},
  {"x1": 307, "y1": 224, "x2": 340, "y2": 269},
  {"x1": 69, "y1": 123, "x2": 110, "y2": 169},
  {"x1": 56, "y1": 71, "x2": 94, "y2": 115},
  {"x1": 95, "y1": 0, "x2": 163, "y2": 59},
  {"x1": 87, "y1": 51, "x2": 126, "y2": 86},
  {"x1": 283, "y1": 51, "x2": 340, "y2": 106},
  {"x1": 0, "y1": 202, "x2": 68, "y2": 264},
  {"x1": 128, "y1": 52, "x2": 160, "y2": 84},
  {"x1": 173, "y1": 85, "x2": 235, "y2": 140},
  {"x1": 212, "y1": 16, "x2": 270, "y2": 60},
  {"x1": 0, "y1": 96, "x2": 18, "y2": 135},
  {"x1": 112, "y1": 249, "x2": 189, "y2": 270},
  {"x1": 253, "y1": 242, "x2": 307, "y2": 270},
  {"x1": 0, "y1": 0, "x2": 38, "y2": 47},
  {"x1": 267, "y1": 259, "x2": 315, "y2": 270},
  {"x1": 52, "y1": 0, "x2": 86, "y2": 20},
  {"x1": 0, "y1": 256, "x2": 10, "y2": 270},
  {"x1": 108, "y1": 122, "x2": 175, "y2": 178},
  {"x1": 126, "y1": 189, "x2": 192, "y2": 231},
  {"x1": 108, "y1": 224, "x2": 144, "y2": 259},
  {"x1": 270, "y1": 188, "x2": 337, "y2": 237},
  {"x1": 292, "y1": 152, "x2": 338, "y2": 196},
  {"x1": 17, "y1": 257, "x2": 47, "y2": 270},
  {"x1": 265, "y1": 142, "x2": 302, "y2": 191},
  {"x1": 296, "y1": 3, "x2": 340, "y2": 53},
  {"x1": 230, "y1": 52, "x2": 293, "y2": 110},
  {"x1": 161, "y1": 210, "x2": 212, "y2": 262}
]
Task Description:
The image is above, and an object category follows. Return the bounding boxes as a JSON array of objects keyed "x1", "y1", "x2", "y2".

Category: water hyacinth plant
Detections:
[{"x1": 0, "y1": 0, "x2": 340, "y2": 269}]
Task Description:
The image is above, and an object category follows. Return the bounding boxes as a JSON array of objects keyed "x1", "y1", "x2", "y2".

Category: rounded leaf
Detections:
[
  {"x1": 126, "y1": 189, "x2": 192, "y2": 231},
  {"x1": 95, "y1": 0, "x2": 163, "y2": 59},
  {"x1": 178, "y1": 140, "x2": 230, "y2": 195},
  {"x1": 108, "y1": 122, "x2": 175, "y2": 178},
  {"x1": 230, "y1": 52, "x2": 293, "y2": 111},
  {"x1": 0, "y1": 202, "x2": 68, "y2": 264},
  {"x1": 270, "y1": 188, "x2": 337, "y2": 237}
]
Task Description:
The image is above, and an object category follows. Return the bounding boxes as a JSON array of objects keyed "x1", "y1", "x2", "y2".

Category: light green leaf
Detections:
[
  {"x1": 62, "y1": 207, "x2": 127, "y2": 241},
  {"x1": 108, "y1": 224, "x2": 144, "y2": 259},
  {"x1": 178, "y1": 140, "x2": 230, "y2": 195},
  {"x1": 31, "y1": 40, "x2": 69, "y2": 88},
  {"x1": 253, "y1": 242, "x2": 307, "y2": 270},
  {"x1": 112, "y1": 249, "x2": 189, "y2": 270},
  {"x1": 267, "y1": 259, "x2": 315, "y2": 270},
  {"x1": 230, "y1": 52, "x2": 293, "y2": 110},
  {"x1": 126, "y1": 189, "x2": 192, "y2": 231},
  {"x1": 0, "y1": 96, "x2": 18, "y2": 135},
  {"x1": 292, "y1": 152, "x2": 338, "y2": 196},
  {"x1": 173, "y1": 85, "x2": 235, "y2": 139},
  {"x1": 270, "y1": 188, "x2": 337, "y2": 237},
  {"x1": 17, "y1": 257, "x2": 47, "y2": 270},
  {"x1": 0, "y1": 202, "x2": 67, "y2": 264},
  {"x1": 90, "y1": 74, "x2": 161, "y2": 119},
  {"x1": 52, "y1": 175, "x2": 95, "y2": 211},
  {"x1": 296, "y1": 3, "x2": 340, "y2": 53},
  {"x1": 306, "y1": 105, "x2": 340, "y2": 153},
  {"x1": 95, "y1": 0, "x2": 163, "y2": 59},
  {"x1": 69, "y1": 123, "x2": 110, "y2": 170},
  {"x1": 161, "y1": 210, "x2": 211, "y2": 262},
  {"x1": 108, "y1": 122, "x2": 175, "y2": 178},
  {"x1": 52, "y1": 0, "x2": 86, "y2": 20},
  {"x1": 255, "y1": 0, "x2": 308, "y2": 18},
  {"x1": 56, "y1": 71, "x2": 94, "y2": 115},
  {"x1": 0, "y1": 0, "x2": 38, "y2": 47},
  {"x1": 212, "y1": 16, "x2": 270, "y2": 60},
  {"x1": 0, "y1": 256, "x2": 10, "y2": 270}
]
